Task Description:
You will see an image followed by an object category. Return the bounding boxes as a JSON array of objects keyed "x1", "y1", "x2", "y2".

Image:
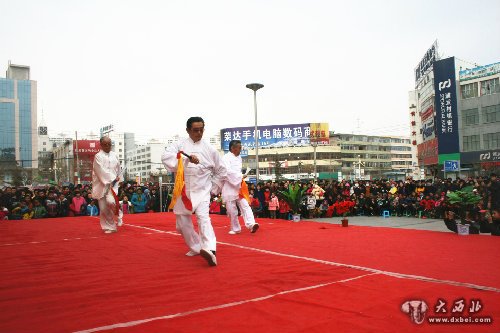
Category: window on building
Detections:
[
  {"x1": 463, "y1": 135, "x2": 480, "y2": 151},
  {"x1": 462, "y1": 108, "x2": 479, "y2": 126},
  {"x1": 119, "y1": 149, "x2": 122, "y2": 152},
  {"x1": 480, "y1": 78, "x2": 500, "y2": 96},
  {"x1": 461, "y1": 82, "x2": 478, "y2": 99},
  {"x1": 483, "y1": 104, "x2": 500, "y2": 123},
  {"x1": 483, "y1": 132, "x2": 499, "y2": 149}
]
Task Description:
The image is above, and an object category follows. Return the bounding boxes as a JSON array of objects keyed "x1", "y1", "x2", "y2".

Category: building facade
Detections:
[
  {"x1": 458, "y1": 62, "x2": 500, "y2": 175},
  {"x1": 409, "y1": 41, "x2": 499, "y2": 178},
  {"x1": 0, "y1": 63, "x2": 38, "y2": 186},
  {"x1": 126, "y1": 139, "x2": 171, "y2": 184}
]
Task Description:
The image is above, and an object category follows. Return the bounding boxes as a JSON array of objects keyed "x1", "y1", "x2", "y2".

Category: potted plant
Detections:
[
  {"x1": 336, "y1": 200, "x2": 354, "y2": 227},
  {"x1": 446, "y1": 186, "x2": 482, "y2": 235},
  {"x1": 277, "y1": 183, "x2": 306, "y2": 222}
]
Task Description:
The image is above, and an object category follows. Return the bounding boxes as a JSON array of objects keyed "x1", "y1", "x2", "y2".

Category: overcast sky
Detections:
[{"x1": 1, "y1": 0, "x2": 499, "y2": 142}]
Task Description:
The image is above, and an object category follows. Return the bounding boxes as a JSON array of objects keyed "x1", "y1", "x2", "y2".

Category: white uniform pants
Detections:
[
  {"x1": 176, "y1": 200, "x2": 216, "y2": 253},
  {"x1": 98, "y1": 197, "x2": 116, "y2": 232},
  {"x1": 226, "y1": 197, "x2": 256, "y2": 232}
]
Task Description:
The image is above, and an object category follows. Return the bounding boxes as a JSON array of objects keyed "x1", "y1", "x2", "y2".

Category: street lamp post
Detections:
[{"x1": 246, "y1": 83, "x2": 264, "y2": 183}]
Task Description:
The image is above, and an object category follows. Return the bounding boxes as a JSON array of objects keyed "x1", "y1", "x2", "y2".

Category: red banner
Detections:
[
  {"x1": 73, "y1": 140, "x2": 101, "y2": 183},
  {"x1": 417, "y1": 138, "x2": 438, "y2": 165}
]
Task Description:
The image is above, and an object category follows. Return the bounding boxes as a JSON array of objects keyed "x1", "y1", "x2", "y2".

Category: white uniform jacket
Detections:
[
  {"x1": 161, "y1": 138, "x2": 227, "y2": 214},
  {"x1": 221, "y1": 152, "x2": 243, "y2": 203},
  {"x1": 92, "y1": 150, "x2": 121, "y2": 200}
]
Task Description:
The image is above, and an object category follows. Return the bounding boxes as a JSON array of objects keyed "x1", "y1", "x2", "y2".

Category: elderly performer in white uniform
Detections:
[
  {"x1": 161, "y1": 116, "x2": 227, "y2": 267},
  {"x1": 92, "y1": 136, "x2": 122, "y2": 233},
  {"x1": 222, "y1": 140, "x2": 259, "y2": 235}
]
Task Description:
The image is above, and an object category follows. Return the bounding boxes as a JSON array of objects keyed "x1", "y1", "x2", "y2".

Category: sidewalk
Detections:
[{"x1": 304, "y1": 215, "x2": 450, "y2": 232}]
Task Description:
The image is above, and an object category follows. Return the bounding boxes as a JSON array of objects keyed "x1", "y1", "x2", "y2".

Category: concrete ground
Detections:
[{"x1": 304, "y1": 214, "x2": 450, "y2": 232}]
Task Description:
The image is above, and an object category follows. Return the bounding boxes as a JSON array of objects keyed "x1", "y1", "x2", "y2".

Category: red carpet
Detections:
[{"x1": 0, "y1": 213, "x2": 499, "y2": 333}]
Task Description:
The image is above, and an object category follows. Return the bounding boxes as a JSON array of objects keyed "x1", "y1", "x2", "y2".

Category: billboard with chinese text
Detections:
[
  {"x1": 73, "y1": 140, "x2": 100, "y2": 156},
  {"x1": 433, "y1": 57, "x2": 459, "y2": 155},
  {"x1": 309, "y1": 123, "x2": 330, "y2": 144},
  {"x1": 459, "y1": 62, "x2": 500, "y2": 82},
  {"x1": 417, "y1": 138, "x2": 438, "y2": 165},
  {"x1": 415, "y1": 40, "x2": 438, "y2": 87},
  {"x1": 73, "y1": 140, "x2": 100, "y2": 183},
  {"x1": 220, "y1": 123, "x2": 329, "y2": 151}
]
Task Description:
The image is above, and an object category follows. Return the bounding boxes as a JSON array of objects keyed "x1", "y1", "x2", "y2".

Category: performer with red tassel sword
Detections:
[
  {"x1": 222, "y1": 140, "x2": 260, "y2": 235},
  {"x1": 161, "y1": 117, "x2": 227, "y2": 267},
  {"x1": 92, "y1": 136, "x2": 123, "y2": 234}
]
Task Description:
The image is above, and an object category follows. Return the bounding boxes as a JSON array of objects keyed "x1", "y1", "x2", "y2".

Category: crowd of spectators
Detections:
[
  {"x1": 0, "y1": 182, "x2": 167, "y2": 220},
  {"x1": 1, "y1": 174, "x2": 498, "y2": 231},
  {"x1": 209, "y1": 174, "x2": 499, "y2": 225}
]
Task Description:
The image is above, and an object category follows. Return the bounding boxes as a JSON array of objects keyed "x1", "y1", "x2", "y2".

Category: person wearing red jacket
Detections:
[
  {"x1": 278, "y1": 198, "x2": 290, "y2": 219},
  {"x1": 419, "y1": 195, "x2": 435, "y2": 218},
  {"x1": 268, "y1": 193, "x2": 279, "y2": 219},
  {"x1": 69, "y1": 191, "x2": 87, "y2": 216}
]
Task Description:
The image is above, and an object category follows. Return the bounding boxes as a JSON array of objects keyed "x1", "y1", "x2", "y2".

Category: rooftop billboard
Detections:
[{"x1": 220, "y1": 123, "x2": 329, "y2": 151}]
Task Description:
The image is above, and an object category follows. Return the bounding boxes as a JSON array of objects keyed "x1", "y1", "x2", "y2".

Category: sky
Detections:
[{"x1": 1, "y1": 0, "x2": 499, "y2": 142}]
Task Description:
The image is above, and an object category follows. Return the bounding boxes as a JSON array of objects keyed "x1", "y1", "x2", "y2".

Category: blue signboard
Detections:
[
  {"x1": 220, "y1": 123, "x2": 312, "y2": 151},
  {"x1": 444, "y1": 160, "x2": 459, "y2": 172},
  {"x1": 433, "y1": 57, "x2": 459, "y2": 155}
]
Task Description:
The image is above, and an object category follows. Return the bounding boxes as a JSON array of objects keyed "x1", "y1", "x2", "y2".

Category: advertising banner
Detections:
[
  {"x1": 221, "y1": 123, "x2": 315, "y2": 151},
  {"x1": 433, "y1": 57, "x2": 459, "y2": 155},
  {"x1": 421, "y1": 106, "x2": 435, "y2": 142},
  {"x1": 309, "y1": 123, "x2": 330, "y2": 144},
  {"x1": 417, "y1": 138, "x2": 438, "y2": 165},
  {"x1": 459, "y1": 62, "x2": 500, "y2": 82}
]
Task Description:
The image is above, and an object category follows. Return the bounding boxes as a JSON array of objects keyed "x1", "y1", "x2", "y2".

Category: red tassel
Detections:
[
  {"x1": 111, "y1": 188, "x2": 120, "y2": 215},
  {"x1": 181, "y1": 185, "x2": 193, "y2": 211}
]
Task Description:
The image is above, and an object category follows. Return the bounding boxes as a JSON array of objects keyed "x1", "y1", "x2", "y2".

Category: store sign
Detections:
[
  {"x1": 461, "y1": 150, "x2": 500, "y2": 163},
  {"x1": 433, "y1": 57, "x2": 459, "y2": 155}
]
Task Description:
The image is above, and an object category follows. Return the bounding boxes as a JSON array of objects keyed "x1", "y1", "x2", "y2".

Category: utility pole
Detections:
[
  {"x1": 313, "y1": 142, "x2": 317, "y2": 182},
  {"x1": 75, "y1": 131, "x2": 80, "y2": 184},
  {"x1": 53, "y1": 160, "x2": 58, "y2": 184},
  {"x1": 157, "y1": 167, "x2": 163, "y2": 212}
]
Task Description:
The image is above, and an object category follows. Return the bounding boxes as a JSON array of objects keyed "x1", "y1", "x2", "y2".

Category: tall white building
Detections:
[{"x1": 126, "y1": 139, "x2": 171, "y2": 183}]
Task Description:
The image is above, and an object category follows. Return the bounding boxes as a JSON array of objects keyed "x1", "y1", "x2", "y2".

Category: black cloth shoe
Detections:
[{"x1": 200, "y1": 249, "x2": 217, "y2": 266}]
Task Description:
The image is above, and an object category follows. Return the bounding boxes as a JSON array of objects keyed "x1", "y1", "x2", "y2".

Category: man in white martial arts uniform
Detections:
[
  {"x1": 161, "y1": 117, "x2": 227, "y2": 267},
  {"x1": 92, "y1": 136, "x2": 122, "y2": 233},
  {"x1": 222, "y1": 140, "x2": 259, "y2": 235}
]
